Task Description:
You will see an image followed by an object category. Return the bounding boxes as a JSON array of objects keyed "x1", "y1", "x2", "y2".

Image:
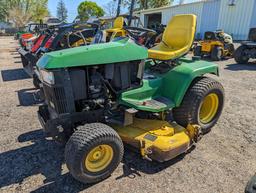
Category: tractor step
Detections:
[
  {"x1": 122, "y1": 97, "x2": 175, "y2": 112},
  {"x1": 113, "y1": 118, "x2": 200, "y2": 162}
]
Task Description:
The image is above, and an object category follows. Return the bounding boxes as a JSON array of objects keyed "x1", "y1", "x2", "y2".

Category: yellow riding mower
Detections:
[{"x1": 194, "y1": 31, "x2": 235, "y2": 61}]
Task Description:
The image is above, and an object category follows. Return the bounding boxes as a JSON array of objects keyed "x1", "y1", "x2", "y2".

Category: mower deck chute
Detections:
[{"x1": 113, "y1": 118, "x2": 200, "y2": 162}]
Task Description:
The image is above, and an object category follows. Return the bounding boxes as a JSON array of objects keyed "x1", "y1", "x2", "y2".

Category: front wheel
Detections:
[
  {"x1": 234, "y1": 45, "x2": 250, "y2": 64},
  {"x1": 226, "y1": 43, "x2": 235, "y2": 56},
  {"x1": 193, "y1": 45, "x2": 202, "y2": 57},
  {"x1": 211, "y1": 46, "x2": 223, "y2": 61},
  {"x1": 173, "y1": 77, "x2": 224, "y2": 134},
  {"x1": 65, "y1": 123, "x2": 124, "y2": 184}
]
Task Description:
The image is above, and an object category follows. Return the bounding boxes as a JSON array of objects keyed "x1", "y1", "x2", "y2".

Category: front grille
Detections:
[{"x1": 44, "y1": 85, "x2": 68, "y2": 114}]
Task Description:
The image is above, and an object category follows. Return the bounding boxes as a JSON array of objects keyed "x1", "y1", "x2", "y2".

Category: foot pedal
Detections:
[{"x1": 124, "y1": 108, "x2": 138, "y2": 126}]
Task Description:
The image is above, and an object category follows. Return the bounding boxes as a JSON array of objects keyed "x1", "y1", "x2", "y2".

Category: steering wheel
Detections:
[
  {"x1": 124, "y1": 26, "x2": 157, "y2": 48},
  {"x1": 67, "y1": 31, "x2": 87, "y2": 48},
  {"x1": 124, "y1": 26, "x2": 155, "y2": 39}
]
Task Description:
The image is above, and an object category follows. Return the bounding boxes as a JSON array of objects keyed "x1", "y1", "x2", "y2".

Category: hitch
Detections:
[
  {"x1": 186, "y1": 124, "x2": 202, "y2": 143},
  {"x1": 140, "y1": 140, "x2": 153, "y2": 161}
]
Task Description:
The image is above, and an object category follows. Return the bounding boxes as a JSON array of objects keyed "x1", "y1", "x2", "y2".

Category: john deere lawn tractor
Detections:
[
  {"x1": 194, "y1": 30, "x2": 234, "y2": 61},
  {"x1": 37, "y1": 14, "x2": 224, "y2": 184},
  {"x1": 234, "y1": 28, "x2": 256, "y2": 64}
]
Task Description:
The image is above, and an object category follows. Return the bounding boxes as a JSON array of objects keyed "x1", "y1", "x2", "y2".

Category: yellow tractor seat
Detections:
[
  {"x1": 106, "y1": 17, "x2": 124, "y2": 33},
  {"x1": 113, "y1": 16, "x2": 124, "y2": 29},
  {"x1": 106, "y1": 28, "x2": 124, "y2": 34},
  {"x1": 105, "y1": 17, "x2": 126, "y2": 40},
  {"x1": 148, "y1": 14, "x2": 197, "y2": 61}
]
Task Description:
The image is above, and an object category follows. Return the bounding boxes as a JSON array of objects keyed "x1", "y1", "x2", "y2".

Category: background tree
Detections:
[
  {"x1": 104, "y1": 1, "x2": 117, "y2": 16},
  {"x1": 77, "y1": 1, "x2": 104, "y2": 21},
  {"x1": 0, "y1": 0, "x2": 7, "y2": 22},
  {"x1": 31, "y1": 0, "x2": 49, "y2": 22},
  {"x1": 116, "y1": 0, "x2": 122, "y2": 16},
  {"x1": 0, "y1": 0, "x2": 49, "y2": 26},
  {"x1": 57, "y1": 0, "x2": 68, "y2": 22},
  {"x1": 138, "y1": 0, "x2": 148, "y2": 9},
  {"x1": 122, "y1": 0, "x2": 173, "y2": 10},
  {"x1": 8, "y1": 6, "x2": 32, "y2": 28},
  {"x1": 149, "y1": 0, "x2": 171, "y2": 8}
]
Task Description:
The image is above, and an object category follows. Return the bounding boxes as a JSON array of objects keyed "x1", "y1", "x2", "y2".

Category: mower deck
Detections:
[{"x1": 113, "y1": 118, "x2": 199, "y2": 162}]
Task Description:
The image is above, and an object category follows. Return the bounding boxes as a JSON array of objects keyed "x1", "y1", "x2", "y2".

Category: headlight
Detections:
[{"x1": 40, "y1": 70, "x2": 55, "y2": 85}]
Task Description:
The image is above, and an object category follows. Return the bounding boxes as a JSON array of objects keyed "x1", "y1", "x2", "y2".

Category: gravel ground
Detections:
[{"x1": 0, "y1": 36, "x2": 256, "y2": 193}]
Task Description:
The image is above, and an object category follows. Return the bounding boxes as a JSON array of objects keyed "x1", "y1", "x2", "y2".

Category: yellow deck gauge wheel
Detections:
[
  {"x1": 85, "y1": 145, "x2": 114, "y2": 173},
  {"x1": 199, "y1": 93, "x2": 219, "y2": 124}
]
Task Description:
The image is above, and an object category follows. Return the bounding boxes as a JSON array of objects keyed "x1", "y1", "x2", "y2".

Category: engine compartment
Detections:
[{"x1": 42, "y1": 60, "x2": 144, "y2": 115}]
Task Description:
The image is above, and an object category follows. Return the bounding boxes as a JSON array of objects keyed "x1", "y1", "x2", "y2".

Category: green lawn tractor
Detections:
[
  {"x1": 234, "y1": 28, "x2": 256, "y2": 64},
  {"x1": 37, "y1": 14, "x2": 224, "y2": 184}
]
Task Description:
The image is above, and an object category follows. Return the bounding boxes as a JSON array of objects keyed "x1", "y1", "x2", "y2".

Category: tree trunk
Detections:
[{"x1": 116, "y1": 0, "x2": 122, "y2": 16}]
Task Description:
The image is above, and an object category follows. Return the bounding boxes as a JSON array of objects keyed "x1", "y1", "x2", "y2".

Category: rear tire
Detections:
[
  {"x1": 211, "y1": 46, "x2": 223, "y2": 61},
  {"x1": 65, "y1": 123, "x2": 124, "y2": 184},
  {"x1": 173, "y1": 77, "x2": 224, "y2": 134},
  {"x1": 226, "y1": 43, "x2": 235, "y2": 56},
  {"x1": 234, "y1": 45, "x2": 249, "y2": 64},
  {"x1": 194, "y1": 45, "x2": 202, "y2": 57}
]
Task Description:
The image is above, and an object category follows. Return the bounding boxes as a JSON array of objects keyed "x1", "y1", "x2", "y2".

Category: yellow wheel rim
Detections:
[
  {"x1": 199, "y1": 93, "x2": 219, "y2": 124},
  {"x1": 85, "y1": 145, "x2": 113, "y2": 173}
]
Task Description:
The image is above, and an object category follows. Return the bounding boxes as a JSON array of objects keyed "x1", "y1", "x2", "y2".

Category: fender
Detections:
[
  {"x1": 120, "y1": 58, "x2": 219, "y2": 112},
  {"x1": 161, "y1": 58, "x2": 219, "y2": 107}
]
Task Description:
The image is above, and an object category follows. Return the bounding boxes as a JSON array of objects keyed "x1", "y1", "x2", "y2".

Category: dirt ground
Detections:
[{"x1": 0, "y1": 36, "x2": 256, "y2": 193}]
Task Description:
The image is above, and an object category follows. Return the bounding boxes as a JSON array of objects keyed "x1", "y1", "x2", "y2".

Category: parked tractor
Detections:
[
  {"x1": 37, "y1": 14, "x2": 225, "y2": 184},
  {"x1": 97, "y1": 15, "x2": 160, "y2": 48},
  {"x1": 194, "y1": 30, "x2": 234, "y2": 61},
  {"x1": 18, "y1": 23, "x2": 48, "y2": 49},
  {"x1": 234, "y1": 28, "x2": 256, "y2": 64},
  {"x1": 18, "y1": 22, "x2": 99, "y2": 88}
]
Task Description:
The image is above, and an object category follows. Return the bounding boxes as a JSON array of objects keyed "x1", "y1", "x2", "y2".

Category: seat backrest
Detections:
[
  {"x1": 204, "y1": 31, "x2": 217, "y2": 40},
  {"x1": 113, "y1": 17, "x2": 124, "y2": 29},
  {"x1": 162, "y1": 14, "x2": 196, "y2": 49}
]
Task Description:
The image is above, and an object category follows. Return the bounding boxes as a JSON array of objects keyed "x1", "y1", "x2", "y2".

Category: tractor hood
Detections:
[{"x1": 37, "y1": 38, "x2": 148, "y2": 69}]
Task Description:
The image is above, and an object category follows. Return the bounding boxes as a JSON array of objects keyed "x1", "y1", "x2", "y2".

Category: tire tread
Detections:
[
  {"x1": 65, "y1": 123, "x2": 124, "y2": 184},
  {"x1": 173, "y1": 77, "x2": 224, "y2": 134}
]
